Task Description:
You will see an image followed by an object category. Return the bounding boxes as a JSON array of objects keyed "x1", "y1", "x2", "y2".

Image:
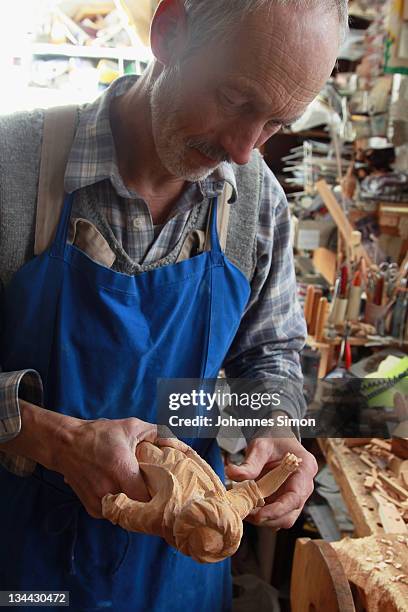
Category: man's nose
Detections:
[{"x1": 220, "y1": 120, "x2": 266, "y2": 165}]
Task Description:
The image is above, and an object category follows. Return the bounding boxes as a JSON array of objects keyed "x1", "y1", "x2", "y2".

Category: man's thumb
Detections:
[
  {"x1": 225, "y1": 446, "x2": 265, "y2": 481},
  {"x1": 119, "y1": 458, "x2": 150, "y2": 502}
]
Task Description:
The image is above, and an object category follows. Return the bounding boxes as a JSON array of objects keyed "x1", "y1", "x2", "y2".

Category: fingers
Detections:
[
  {"x1": 64, "y1": 475, "x2": 104, "y2": 519},
  {"x1": 126, "y1": 420, "x2": 189, "y2": 453},
  {"x1": 65, "y1": 417, "x2": 204, "y2": 518},
  {"x1": 225, "y1": 440, "x2": 271, "y2": 481},
  {"x1": 117, "y1": 419, "x2": 188, "y2": 501},
  {"x1": 253, "y1": 490, "x2": 304, "y2": 522},
  {"x1": 156, "y1": 437, "x2": 189, "y2": 453},
  {"x1": 237, "y1": 442, "x2": 316, "y2": 531},
  {"x1": 127, "y1": 418, "x2": 158, "y2": 445},
  {"x1": 248, "y1": 509, "x2": 301, "y2": 530},
  {"x1": 248, "y1": 469, "x2": 315, "y2": 529},
  {"x1": 126, "y1": 419, "x2": 189, "y2": 450}
]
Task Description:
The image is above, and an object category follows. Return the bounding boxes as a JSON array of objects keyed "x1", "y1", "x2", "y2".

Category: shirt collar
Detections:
[{"x1": 64, "y1": 75, "x2": 238, "y2": 203}]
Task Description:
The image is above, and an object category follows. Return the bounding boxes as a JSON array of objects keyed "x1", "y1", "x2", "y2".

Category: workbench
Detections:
[
  {"x1": 291, "y1": 439, "x2": 408, "y2": 611},
  {"x1": 318, "y1": 438, "x2": 385, "y2": 536},
  {"x1": 319, "y1": 438, "x2": 408, "y2": 534}
]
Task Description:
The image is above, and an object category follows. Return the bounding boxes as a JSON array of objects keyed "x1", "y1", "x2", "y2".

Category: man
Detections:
[{"x1": 0, "y1": 0, "x2": 347, "y2": 609}]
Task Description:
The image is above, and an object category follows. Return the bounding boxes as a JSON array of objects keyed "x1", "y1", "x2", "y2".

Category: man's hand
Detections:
[
  {"x1": 225, "y1": 436, "x2": 317, "y2": 529},
  {"x1": 1, "y1": 400, "x2": 186, "y2": 520},
  {"x1": 55, "y1": 417, "x2": 187, "y2": 519}
]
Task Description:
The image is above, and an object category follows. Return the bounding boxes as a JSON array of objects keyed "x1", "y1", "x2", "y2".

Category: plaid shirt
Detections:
[{"x1": 0, "y1": 76, "x2": 306, "y2": 476}]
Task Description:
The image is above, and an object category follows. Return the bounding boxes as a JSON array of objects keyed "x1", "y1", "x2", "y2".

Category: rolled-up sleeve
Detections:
[
  {"x1": 0, "y1": 369, "x2": 43, "y2": 476},
  {"x1": 223, "y1": 162, "x2": 307, "y2": 422}
]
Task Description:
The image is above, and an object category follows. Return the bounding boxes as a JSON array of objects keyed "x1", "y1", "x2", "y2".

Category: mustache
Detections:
[{"x1": 186, "y1": 137, "x2": 231, "y2": 164}]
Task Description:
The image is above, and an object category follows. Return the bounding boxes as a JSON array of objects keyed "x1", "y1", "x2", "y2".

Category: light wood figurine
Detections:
[{"x1": 102, "y1": 440, "x2": 301, "y2": 563}]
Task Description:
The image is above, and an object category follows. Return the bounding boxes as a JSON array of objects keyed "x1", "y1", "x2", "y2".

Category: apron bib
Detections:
[{"x1": 0, "y1": 112, "x2": 251, "y2": 612}]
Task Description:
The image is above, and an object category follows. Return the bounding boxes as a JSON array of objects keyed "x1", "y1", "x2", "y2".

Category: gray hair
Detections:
[{"x1": 182, "y1": 0, "x2": 349, "y2": 56}]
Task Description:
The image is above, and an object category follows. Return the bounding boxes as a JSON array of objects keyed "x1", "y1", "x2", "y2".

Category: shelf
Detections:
[
  {"x1": 308, "y1": 334, "x2": 408, "y2": 349},
  {"x1": 25, "y1": 42, "x2": 152, "y2": 63}
]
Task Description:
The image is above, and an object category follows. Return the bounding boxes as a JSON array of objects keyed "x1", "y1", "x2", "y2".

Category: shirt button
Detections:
[{"x1": 133, "y1": 217, "x2": 141, "y2": 229}]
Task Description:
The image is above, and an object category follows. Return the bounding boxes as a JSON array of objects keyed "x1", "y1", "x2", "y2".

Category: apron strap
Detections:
[
  {"x1": 204, "y1": 181, "x2": 233, "y2": 252},
  {"x1": 176, "y1": 182, "x2": 233, "y2": 263},
  {"x1": 217, "y1": 182, "x2": 233, "y2": 252},
  {"x1": 34, "y1": 105, "x2": 79, "y2": 256}
]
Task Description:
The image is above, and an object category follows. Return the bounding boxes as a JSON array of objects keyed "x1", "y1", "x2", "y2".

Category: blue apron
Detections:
[{"x1": 0, "y1": 189, "x2": 251, "y2": 611}]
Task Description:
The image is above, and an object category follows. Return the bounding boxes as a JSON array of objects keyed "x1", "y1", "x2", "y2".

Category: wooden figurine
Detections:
[{"x1": 102, "y1": 440, "x2": 301, "y2": 563}]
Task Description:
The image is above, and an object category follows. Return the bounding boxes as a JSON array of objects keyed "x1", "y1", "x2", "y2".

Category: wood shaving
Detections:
[
  {"x1": 390, "y1": 575, "x2": 407, "y2": 583},
  {"x1": 374, "y1": 561, "x2": 388, "y2": 570}
]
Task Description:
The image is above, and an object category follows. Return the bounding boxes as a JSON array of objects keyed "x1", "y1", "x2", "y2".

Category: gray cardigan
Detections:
[
  {"x1": 0, "y1": 109, "x2": 264, "y2": 288},
  {"x1": 0, "y1": 108, "x2": 305, "y2": 456}
]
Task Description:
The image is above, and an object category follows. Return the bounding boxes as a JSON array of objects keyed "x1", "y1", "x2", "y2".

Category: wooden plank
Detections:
[
  {"x1": 316, "y1": 180, "x2": 373, "y2": 267},
  {"x1": 309, "y1": 288, "x2": 323, "y2": 335},
  {"x1": 377, "y1": 472, "x2": 408, "y2": 500},
  {"x1": 372, "y1": 493, "x2": 408, "y2": 533},
  {"x1": 318, "y1": 439, "x2": 384, "y2": 536},
  {"x1": 291, "y1": 538, "x2": 355, "y2": 612},
  {"x1": 304, "y1": 284, "x2": 315, "y2": 325},
  {"x1": 315, "y1": 297, "x2": 329, "y2": 342},
  {"x1": 313, "y1": 247, "x2": 337, "y2": 285},
  {"x1": 371, "y1": 439, "x2": 392, "y2": 452}
]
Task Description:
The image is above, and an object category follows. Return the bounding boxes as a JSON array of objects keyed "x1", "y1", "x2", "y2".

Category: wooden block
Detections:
[
  {"x1": 377, "y1": 498, "x2": 407, "y2": 534},
  {"x1": 344, "y1": 438, "x2": 372, "y2": 448},
  {"x1": 388, "y1": 457, "x2": 408, "y2": 484},
  {"x1": 388, "y1": 456, "x2": 405, "y2": 477},
  {"x1": 371, "y1": 439, "x2": 392, "y2": 452},
  {"x1": 392, "y1": 437, "x2": 408, "y2": 460},
  {"x1": 377, "y1": 472, "x2": 408, "y2": 500},
  {"x1": 357, "y1": 452, "x2": 377, "y2": 470},
  {"x1": 309, "y1": 288, "x2": 323, "y2": 336},
  {"x1": 304, "y1": 285, "x2": 315, "y2": 324},
  {"x1": 317, "y1": 343, "x2": 335, "y2": 379},
  {"x1": 364, "y1": 476, "x2": 376, "y2": 490},
  {"x1": 291, "y1": 539, "x2": 355, "y2": 612},
  {"x1": 313, "y1": 248, "x2": 337, "y2": 285},
  {"x1": 315, "y1": 297, "x2": 329, "y2": 342}
]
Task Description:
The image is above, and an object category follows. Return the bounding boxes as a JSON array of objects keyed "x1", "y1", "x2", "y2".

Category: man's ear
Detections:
[{"x1": 150, "y1": 0, "x2": 188, "y2": 66}]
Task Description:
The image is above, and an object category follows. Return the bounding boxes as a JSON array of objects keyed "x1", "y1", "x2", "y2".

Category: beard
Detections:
[{"x1": 150, "y1": 65, "x2": 230, "y2": 182}]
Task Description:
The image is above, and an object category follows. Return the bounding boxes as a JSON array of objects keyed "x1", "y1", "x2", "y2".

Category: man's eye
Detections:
[{"x1": 265, "y1": 120, "x2": 282, "y2": 131}]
